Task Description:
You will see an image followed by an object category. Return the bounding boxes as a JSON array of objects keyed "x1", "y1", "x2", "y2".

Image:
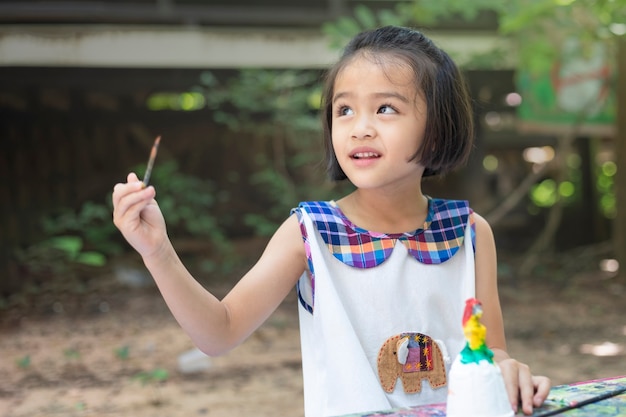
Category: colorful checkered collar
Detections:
[{"x1": 295, "y1": 198, "x2": 474, "y2": 268}]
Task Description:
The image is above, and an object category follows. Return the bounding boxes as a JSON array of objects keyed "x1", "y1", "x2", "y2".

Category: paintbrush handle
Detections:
[
  {"x1": 142, "y1": 135, "x2": 161, "y2": 188},
  {"x1": 533, "y1": 385, "x2": 626, "y2": 417}
]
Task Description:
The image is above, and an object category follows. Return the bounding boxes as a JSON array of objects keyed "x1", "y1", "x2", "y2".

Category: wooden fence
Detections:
[{"x1": 0, "y1": 66, "x2": 274, "y2": 293}]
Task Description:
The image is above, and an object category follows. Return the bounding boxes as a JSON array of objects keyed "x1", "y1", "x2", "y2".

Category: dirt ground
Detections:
[{"x1": 1, "y1": 248, "x2": 625, "y2": 417}]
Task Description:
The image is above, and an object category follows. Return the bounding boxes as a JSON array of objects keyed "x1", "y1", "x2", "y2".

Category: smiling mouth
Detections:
[{"x1": 352, "y1": 152, "x2": 380, "y2": 159}]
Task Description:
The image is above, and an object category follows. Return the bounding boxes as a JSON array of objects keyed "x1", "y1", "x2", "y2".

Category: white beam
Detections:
[{"x1": 0, "y1": 25, "x2": 512, "y2": 69}]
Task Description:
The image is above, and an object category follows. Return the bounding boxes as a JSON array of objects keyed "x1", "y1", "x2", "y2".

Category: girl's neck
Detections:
[{"x1": 336, "y1": 187, "x2": 428, "y2": 234}]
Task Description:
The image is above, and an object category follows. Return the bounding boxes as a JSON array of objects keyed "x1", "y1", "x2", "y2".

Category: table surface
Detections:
[{"x1": 335, "y1": 375, "x2": 626, "y2": 417}]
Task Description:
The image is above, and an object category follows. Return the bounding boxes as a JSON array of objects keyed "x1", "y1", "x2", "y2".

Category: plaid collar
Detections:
[{"x1": 294, "y1": 198, "x2": 474, "y2": 268}]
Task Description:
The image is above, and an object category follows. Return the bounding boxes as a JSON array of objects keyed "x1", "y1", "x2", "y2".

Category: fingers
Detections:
[
  {"x1": 498, "y1": 359, "x2": 520, "y2": 412},
  {"x1": 127, "y1": 172, "x2": 140, "y2": 182},
  {"x1": 110, "y1": 171, "x2": 168, "y2": 259},
  {"x1": 498, "y1": 359, "x2": 551, "y2": 415},
  {"x1": 112, "y1": 173, "x2": 139, "y2": 206},
  {"x1": 112, "y1": 173, "x2": 155, "y2": 227},
  {"x1": 516, "y1": 362, "x2": 534, "y2": 415},
  {"x1": 533, "y1": 375, "x2": 551, "y2": 407}
]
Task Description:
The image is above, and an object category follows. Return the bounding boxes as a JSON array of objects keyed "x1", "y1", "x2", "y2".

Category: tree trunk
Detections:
[{"x1": 615, "y1": 39, "x2": 626, "y2": 283}]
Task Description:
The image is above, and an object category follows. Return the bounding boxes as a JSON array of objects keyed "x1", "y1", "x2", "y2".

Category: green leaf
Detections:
[
  {"x1": 47, "y1": 236, "x2": 83, "y2": 259},
  {"x1": 75, "y1": 251, "x2": 107, "y2": 267},
  {"x1": 64, "y1": 348, "x2": 81, "y2": 360},
  {"x1": 16, "y1": 355, "x2": 31, "y2": 369},
  {"x1": 150, "y1": 368, "x2": 169, "y2": 382},
  {"x1": 354, "y1": 5, "x2": 377, "y2": 29},
  {"x1": 115, "y1": 345, "x2": 130, "y2": 360},
  {"x1": 336, "y1": 16, "x2": 363, "y2": 38},
  {"x1": 378, "y1": 9, "x2": 405, "y2": 27}
]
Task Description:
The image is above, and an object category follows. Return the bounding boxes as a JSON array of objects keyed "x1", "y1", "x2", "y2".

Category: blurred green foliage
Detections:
[
  {"x1": 598, "y1": 161, "x2": 617, "y2": 218},
  {"x1": 197, "y1": 68, "x2": 352, "y2": 236},
  {"x1": 146, "y1": 160, "x2": 228, "y2": 245},
  {"x1": 134, "y1": 368, "x2": 169, "y2": 385},
  {"x1": 12, "y1": 157, "x2": 235, "y2": 283},
  {"x1": 15, "y1": 1, "x2": 622, "y2": 289},
  {"x1": 324, "y1": 0, "x2": 621, "y2": 220},
  {"x1": 16, "y1": 355, "x2": 31, "y2": 370},
  {"x1": 13, "y1": 201, "x2": 119, "y2": 286}
]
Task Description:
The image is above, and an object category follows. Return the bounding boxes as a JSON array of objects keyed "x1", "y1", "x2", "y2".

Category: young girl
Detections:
[{"x1": 113, "y1": 26, "x2": 550, "y2": 417}]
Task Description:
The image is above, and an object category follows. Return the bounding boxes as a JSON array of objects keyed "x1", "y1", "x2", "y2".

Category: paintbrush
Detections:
[
  {"x1": 532, "y1": 384, "x2": 626, "y2": 417},
  {"x1": 142, "y1": 135, "x2": 161, "y2": 188}
]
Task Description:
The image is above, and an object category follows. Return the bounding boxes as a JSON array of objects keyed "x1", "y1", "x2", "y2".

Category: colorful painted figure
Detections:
[{"x1": 459, "y1": 298, "x2": 494, "y2": 364}]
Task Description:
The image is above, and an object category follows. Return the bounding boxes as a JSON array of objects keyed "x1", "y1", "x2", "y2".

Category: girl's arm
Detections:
[
  {"x1": 113, "y1": 173, "x2": 306, "y2": 356},
  {"x1": 473, "y1": 213, "x2": 506, "y2": 353},
  {"x1": 473, "y1": 213, "x2": 550, "y2": 415}
]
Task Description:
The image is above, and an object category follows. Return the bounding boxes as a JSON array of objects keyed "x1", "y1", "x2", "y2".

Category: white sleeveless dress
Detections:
[{"x1": 291, "y1": 198, "x2": 476, "y2": 417}]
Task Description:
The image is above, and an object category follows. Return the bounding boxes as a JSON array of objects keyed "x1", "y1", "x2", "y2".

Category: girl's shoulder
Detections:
[{"x1": 291, "y1": 200, "x2": 342, "y2": 222}]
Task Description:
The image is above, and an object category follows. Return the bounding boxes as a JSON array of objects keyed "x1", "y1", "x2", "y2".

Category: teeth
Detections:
[{"x1": 353, "y1": 152, "x2": 379, "y2": 159}]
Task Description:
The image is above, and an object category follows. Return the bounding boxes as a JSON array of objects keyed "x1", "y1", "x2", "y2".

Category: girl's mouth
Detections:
[{"x1": 352, "y1": 152, "x2": 380, "y2": 159}]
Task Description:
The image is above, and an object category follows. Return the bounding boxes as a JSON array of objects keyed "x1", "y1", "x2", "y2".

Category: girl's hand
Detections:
[
  {"x1": 112, "y1": 172, "x2": 168, "y2": 258},
  {"x1": 498, "y1": 358, "x2": 551, "y2": 415}
]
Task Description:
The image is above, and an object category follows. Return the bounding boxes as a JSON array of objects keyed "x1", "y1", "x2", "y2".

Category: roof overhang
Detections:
[{"x1": 0, "y1": 25, "x2": 513, "y2": 69}]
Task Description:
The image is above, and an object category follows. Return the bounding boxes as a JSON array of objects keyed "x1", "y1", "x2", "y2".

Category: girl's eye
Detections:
[
  {"x1": 336, "y1": 105, "x2": 353, "y2": 117},
  {"x1": 378, "y1": 104, "x2": 397, "y2": 114}
]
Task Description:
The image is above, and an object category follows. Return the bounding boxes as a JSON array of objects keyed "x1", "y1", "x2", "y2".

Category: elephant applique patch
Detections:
[{"x1": 377, "y1": 333, "x2": 448, "y2": 394}]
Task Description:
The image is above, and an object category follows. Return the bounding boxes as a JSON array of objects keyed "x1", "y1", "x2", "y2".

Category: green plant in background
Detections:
[
  {"x1": 42, "y1": 200, "x2": 121, "y2": 257},
  {"x1": 149, "y1": 1, "x2": 621, "y2": 250},
  {"x1": 196, "y1": 68, "x2": 353, "y2": 236},
  {"x1": 133, "y1": 367, "x2": 170, "y2": 407},
  {"x1": 12, "y1": 199, "x2": 119, "y2": 287},
  {"x1": 200, "y1": 69, "x2": 321, "y2": 134},
  {"x1": 14, "y1": 235, "x2": 106, "y2": 283},
  {"x1": 134, "y1": 368, "x2": 169, "y2": 386},
  {"x1": 48, "y1": 236, "x2": 105, "y2": 266},
  {"x1": 63, "y1": 348, "x2": 81, "y2": 360},
  {"x1": 145, "y1": 160, "x2": 227, "y2": 244},
  {"x1": 598, "y1": 160, "x2": 617, "y2": 218},
  {"x1": 14, "y1": 148, "x2": 238, "y2": 287},
  {"x1": 16, "y1": 355, "x2": 31, "y2": 370},
  {"x1": 322, "y1": 5, "x2": 405, "y2": 49},
  {"x1": 529, "y1": 178, "x2": 577, "y2": 209},
  {"x1": 529, "y1": 153, "x2": 582, "y2": 212},
  {"x1": 324, "y1": 0, "x2": 623, "y2": 219},
  {"x1": 114, "y1": 345, "x2": 130, "y2": 361},
  {"x1": 142, "y1": 160, "x2": 235, "y2": 272},
  {"x1": 146, "y1": 91, "x2": 206, "y2": 111},
  {"x1": 321, "y1": 2, "x2": 509, "y2": 69},
  {"x1": 147, "y1": 67, "x2": 358, "y2": 239}
]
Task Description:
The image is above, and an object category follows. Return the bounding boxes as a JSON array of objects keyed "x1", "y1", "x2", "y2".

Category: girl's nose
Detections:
[{"x1": 351, "y1": 115, "x2": 375, "y2": 139}]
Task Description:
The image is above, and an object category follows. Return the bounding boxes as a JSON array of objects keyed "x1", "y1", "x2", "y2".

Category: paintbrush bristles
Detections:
[{"x1": 142, "y1": 135, "x2": 161, "y2": 188}]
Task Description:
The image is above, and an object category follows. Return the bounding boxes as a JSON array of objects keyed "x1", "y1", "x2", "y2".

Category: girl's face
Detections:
[{"x1": 331, "y1": 55, "x2": 427, "y2": 192}]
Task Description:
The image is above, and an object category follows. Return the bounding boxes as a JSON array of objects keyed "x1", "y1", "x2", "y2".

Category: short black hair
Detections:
[{"x1": 321, "y1": 25, "x2": 474, "y2": 181}]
